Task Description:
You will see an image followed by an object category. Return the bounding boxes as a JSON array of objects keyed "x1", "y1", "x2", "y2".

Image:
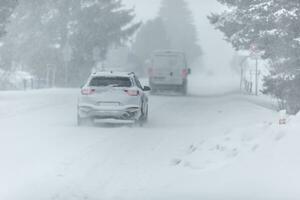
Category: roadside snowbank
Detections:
[
  {"x1": 0, "y1": 69, "x2": 34, "y2": 90},
  {"x1": 165, "y1": 111, "x2": 300, "y2": 200}
]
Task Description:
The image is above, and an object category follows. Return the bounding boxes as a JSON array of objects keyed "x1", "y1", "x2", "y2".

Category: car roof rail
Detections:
[{"x1": 128, "y1": 72, "x2": 135, "y2": 76}]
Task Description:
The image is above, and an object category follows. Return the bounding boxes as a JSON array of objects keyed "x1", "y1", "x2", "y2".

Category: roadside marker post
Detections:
[{"x1": 279, "y1": 110, "x2": 287, "y2": 125}]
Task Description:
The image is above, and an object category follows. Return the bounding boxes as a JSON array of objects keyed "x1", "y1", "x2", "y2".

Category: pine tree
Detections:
[
  {"x1": 1, "y1": 0, "x2": 140, "y2": 86},
  {"x1": 0, "y1": 0, "x2": 18, "y2": 37},
  {"x1": 159, "y1": 0, "x2": 202, "y2": 63},
  {"x1": 209, "y1": 0, "x2": 300, "y2": 114},
  {"x1": 132, "y1": 18, "x2": 170, "y2": 66}
]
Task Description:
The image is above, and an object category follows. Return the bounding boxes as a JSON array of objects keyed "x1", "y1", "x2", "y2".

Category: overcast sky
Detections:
[{"x1": 122, "y1": 0, "x2": 235, "y2": 74}]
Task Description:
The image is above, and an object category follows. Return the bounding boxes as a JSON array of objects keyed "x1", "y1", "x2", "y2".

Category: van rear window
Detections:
[
  {"x1": 89, "y1": 77, "x2": 132, "y2": 87},
  {"x1": 153, "y1": 55, "x2": 185, "y2": 69}
]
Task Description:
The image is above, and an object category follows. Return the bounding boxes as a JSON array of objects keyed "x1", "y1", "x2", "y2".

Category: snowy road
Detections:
[{"x1": 1, "y1": 87, "x2": 293, "y2": 200}]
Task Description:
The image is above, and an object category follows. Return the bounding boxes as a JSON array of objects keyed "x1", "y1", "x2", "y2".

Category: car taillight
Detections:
[
  {"x1": 148, "y1": 67, "x2": 154, "y2": 76},
  {"x1": 124, "y1": 89, "x2": 140, "y2": 96},
  {"x1": 81, "y1": 87, "x2": 95, "y2": 95},
  {"x1": 181, "y1": 69, "x2": 188, "y2": 78}
]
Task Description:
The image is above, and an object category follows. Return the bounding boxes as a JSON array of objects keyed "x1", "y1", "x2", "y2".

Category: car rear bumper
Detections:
[
  {"x1": 150, "y1": 77, "x2": 184, "y2": 85},
  {"x1": 94, "y1": 118, "x2": 135, "y2": 124},
  {"x1": 78, "y1": 103, "x2": 141, "y2": 120},
  {"x1": 150, "y1": 83, "x2": 186, "y2": 90}
]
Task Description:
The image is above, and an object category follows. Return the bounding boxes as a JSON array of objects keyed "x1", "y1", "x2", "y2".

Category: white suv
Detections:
[{"x1": 77, "y1": 71, "x2": 151, "y2": 126}]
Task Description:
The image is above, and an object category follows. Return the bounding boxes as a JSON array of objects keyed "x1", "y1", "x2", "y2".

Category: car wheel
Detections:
[
  {"x1": 135, "y1": 106, "x2": 148, "y2": 127},
  {"x1": 77, "y1": 115, "x2": 93, "y2": 126},
  {"x1": 143, "y1": 105, "x2": 149, "y2": 123},
  {"x1": 77, "y1": 115, "x2": 83, "y2": 126},
  {"x1": 180, "y1": 81, "x2": 188, "y2": 95}
]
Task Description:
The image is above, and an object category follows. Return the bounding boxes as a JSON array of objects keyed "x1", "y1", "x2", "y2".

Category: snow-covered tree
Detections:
[
  {"x1": 209, "y1": 0, "x2": 300, "y2": 114},
  {"x1": 131, "y1": 0, "x2": 202, "y2": 70},
  {"x1": 68, "y1": 0, "x2": 140, "y2": 85},
  {"x1": 0, "y1": 0, "x2": 18, "y2": 38},
  {"x1": 132, "y1": 18, "x2": 170, "y2": 68},
  {"x1": 1, "y1": 0, "x2": 140, "y2": 86},
  {"x1": 159, "y1": 0, "x2": 202, "y2": 63}
]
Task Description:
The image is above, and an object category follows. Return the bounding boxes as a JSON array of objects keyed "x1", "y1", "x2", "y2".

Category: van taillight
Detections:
[
  {"x1": 124, "y1": 89, "x2": 140, "y2": 96},
  {"x1": 81, "y1": 87, "x2": 95, "y2": 95},
  {"x1": 181, "y1": 69, "x2": 188, "y2": 78}
]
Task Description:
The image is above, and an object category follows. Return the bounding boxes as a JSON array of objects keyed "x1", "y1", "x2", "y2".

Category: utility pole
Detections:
[
  {"x1": 240, "y1": 65, "x2": 244, "y2": 91},
  {"x1": 250, "y1": 43, "x2": 260, "y2": 96},
  {"x1": 255, "y1": 58, "x2": 258, "y2": 96},
  {"x1": 46, "y1": 65, "x2": 50, "y2": 88},
  {"x1": 63, "y1": 43, "x2": 72, "y2": 87},
  {"x1": 240, "y1": 56, "x2": 249, "y2": 92},
  {"x1": 52, "y1": 66, "x2": 56, "y2": 88}
]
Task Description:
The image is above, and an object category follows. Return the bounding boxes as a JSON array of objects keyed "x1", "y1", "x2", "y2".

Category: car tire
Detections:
[
  {"x1": 77, "y1": 115, "x2": 93, "y2": 126},
  {"x1": 77, "y1": 115, "x2": 83, "y2": 126},
  {"x1": 142, "y1": 105, "x2": 149, "y2": 123},
  {"x1": 135, "y1": 106, "x2": 148, "y2": 127},
  {"x1": 180, "y1": 81, "x2": 188, "y2": 95}
]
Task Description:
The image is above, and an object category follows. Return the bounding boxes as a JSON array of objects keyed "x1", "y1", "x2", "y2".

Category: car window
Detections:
[
  {"x1": 89, "y1": 77, "x2": 132, "y2": 87},
  {"x1": 153, "y1": 54, "x2": 184, "y2": 69}
]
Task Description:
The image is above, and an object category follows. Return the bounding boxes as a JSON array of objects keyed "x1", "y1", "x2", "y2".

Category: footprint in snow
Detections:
[
  {"x1": 252, "y1": 144, "x2": 260, "y2": 152},
  {"x1": 216, "y1": 144, "x2": 226, "y2": 151},
  {"x1": 57, "y1": 174, "x2": 64, "y2": 178},
  {"x1": 51, "y1": 194, "x2": 60, "y2": 200},
  {"x1": 275, "y1": 132, "x2": 286, "y2": 141},
  {"x1": 186, "y1": 145, "x2": 197, "y2": 154},
  {"x1": 170, "y1": 158, "x2": 182, "y2": 166},
  {"x1": 228, "y1": 148, "x2": 239, "y2": 157},
  {"x1": 183, "y1": 161, "x2": 208, "y2": 170}
]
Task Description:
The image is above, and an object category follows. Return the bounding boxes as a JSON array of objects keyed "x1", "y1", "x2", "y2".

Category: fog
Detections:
[
  {"x1": 123, "y1": 0, "x2": 235, "y2": 75},
  {"x1": 0, "y1": 0, "x2": 237, "y2": 89},
  {"x1": 1, "y1": 1, "x2": 300, "y2": 199}
]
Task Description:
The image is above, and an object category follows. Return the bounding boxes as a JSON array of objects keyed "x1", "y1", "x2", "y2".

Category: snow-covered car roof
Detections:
[{"x1": 90, "y1": 71, "x2": 135, "y2": 78}]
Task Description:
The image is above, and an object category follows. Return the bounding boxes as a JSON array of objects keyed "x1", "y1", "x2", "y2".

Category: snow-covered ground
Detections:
[
  {"x1": 0, "y1": 69, "x2": 34, "y2": 90},
  {"x1": 0, "y1": 76, "x2": 299, "y2": 200}
]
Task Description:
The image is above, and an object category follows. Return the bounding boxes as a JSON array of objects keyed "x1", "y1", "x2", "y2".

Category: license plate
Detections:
[
  {"x1": 153, "y1": 77, "x2": 166, "y2": 81},
  {"x1": 97, "y1": 102, "x2": 120, "y2": 106}
]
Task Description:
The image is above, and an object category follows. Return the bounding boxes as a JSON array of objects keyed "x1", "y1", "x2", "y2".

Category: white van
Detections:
[{"x1": 148, "y1": 50, "x2": 191, "y2": 94}]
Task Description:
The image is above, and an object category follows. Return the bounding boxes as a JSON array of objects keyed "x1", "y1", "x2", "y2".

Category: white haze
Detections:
[
  {"x1": 123, "y1": 0, "x2": 236, "y2": 79},
  {"x1": 2, "y1": 1, "x2": 300, "y2": 200}
]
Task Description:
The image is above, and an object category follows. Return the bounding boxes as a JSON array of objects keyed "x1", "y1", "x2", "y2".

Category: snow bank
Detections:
[
  {"x1": 0, "y1": 69, "x2": 34, "y2": 90},
  {"x1": 167, "y1": 110, "x2": 300, "y2": 199},
  {"x1": 289, "y1": 111, "x2": 300, "y2": 124}
]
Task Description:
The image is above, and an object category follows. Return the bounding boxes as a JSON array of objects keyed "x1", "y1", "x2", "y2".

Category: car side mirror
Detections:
[
  {"x1": 143, "y1": 86, "x2": 151, "y2": 91},
  {"x1": 188, "y1": 68, "x2": 192, "y2": 75}
]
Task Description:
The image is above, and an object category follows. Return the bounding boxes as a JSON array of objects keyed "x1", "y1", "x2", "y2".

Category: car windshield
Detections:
[{"x1": 89, "y1": 77, "x2": 132, "y2": 87}]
